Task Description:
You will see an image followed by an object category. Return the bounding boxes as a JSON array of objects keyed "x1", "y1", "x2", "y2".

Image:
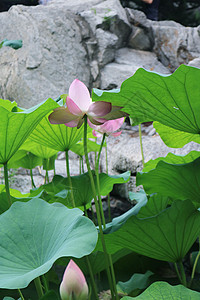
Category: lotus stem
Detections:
[
  {"x1": 189, "y1": 240, "x2": 200, "y2": 287},
  {"x1": 85, "y1": 256, "x2": 99, "y2": 300},
  {"x1": 179, "y1": 261, "x2": 187, "y2": 287},
  {"x1": 83, "y1": 116, "x2": 118, "y2": 300},
  {"x1": 30, "y1": 169, "x2": 36, "y2": 188},
  {"x1": 34, "y1": 277, "x2": 44, "y2": 299},
  {"x1": 18, "y1": 289, "x2": 25, "y2": 300},
  {"x1": 65, "y1": 150, "x2": 75, "y2": 208},
  {"x1": 105, "y1": 141, "x2": 111, "y2": 222},
  {"x1": 3, "y1": 162, "x2": 12, "y2": 207},
  {"x1": 139, "y1": 123, "x2": 145, "y2": 167},
  {"x1": 95, "y1": 133, "x2": 106, "y2": 229}
]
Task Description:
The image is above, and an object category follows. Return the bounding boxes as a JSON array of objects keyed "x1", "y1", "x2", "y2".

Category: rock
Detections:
[
  {"x1": 0, "y1": 4, "x2": 91, "y2": 108},
  {"x1": 126, "y1": 8, "x2": 154, "y2": 51},
  {"x1": 152, "y1": 21, "x2": 200, "y2": 71},
  {"x1": 188, "y1": 57, "x2": 200, "y2": 69},
  {"x1": 100, "y1": 47, "x2": 170, "y2": 89}
]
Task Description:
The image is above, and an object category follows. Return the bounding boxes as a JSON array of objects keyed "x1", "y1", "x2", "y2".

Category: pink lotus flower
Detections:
[
  {"x1": 60, "y1": 259, "x2": 88, "y2": 300},
  {"x1": 88, "y1": 117, "x2": 124, "y2": 137},
  {"x1": 49, "y1": 79, "x2": 128, "y2": 129}
]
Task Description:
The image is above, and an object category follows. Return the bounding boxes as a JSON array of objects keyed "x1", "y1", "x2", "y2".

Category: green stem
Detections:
[
  {"x1": 3, "y1": 162, "x2": 12, "y2": 207},
  {"x1": 105, "y1": 141, "x2": 111, "y2": 222},
  {"x1": 85, "y1": 256, "x2": 99, "y2": 300},
  {"x1": 79, "y1": 156, "x2": 82, "y2": 175},
  {"x1": 30, "y1": 169, "x2": 36, "y2": 188},
  {"x1": 42, "y1": 274, "x2": 49, "y2": 294},
  {"x1": 83, "y1": 116, "x2": 116, "y2": 299},
  {"x1": 95, "y1": 133, "x2": 106, "y2": 229},
  {"x1": 34, "y1": 277, "x2": 44, "y2": 299},
  {"x1": 139, "y1": 124, "x2": 145, "y2": 167},
  {"x1": 189, "y1": 242, "x2": 200, "y2": 287},
  {"x1": 179, "y1": 261, "x2": 187, "y2": 287},
  {"x1": 46, "y1": 170, "x2": 49, "y2": 183},
  {"x1": 174, "y1": 262, "x2": 182, "y2": 284},
  {"x1": 84, "y1": 205, "x2": 88, "y2": 218},
  {"x1": 18, "y1": 289, "x2": 25, "y2": 300},
  {"x1": 65, "y1": 150, "x2": 75, "y2": 208}
]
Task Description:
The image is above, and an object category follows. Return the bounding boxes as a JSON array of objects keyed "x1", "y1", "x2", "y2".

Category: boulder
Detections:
[
  {"x1": 100, "y1": 47, "x2": 170, "y2": 89},
  {"x1": 152, "y1": 21, "x2": 200, "y2": 71},
  {"x1": 0, "y1": 4, "x2": 91, "y2": 107}
]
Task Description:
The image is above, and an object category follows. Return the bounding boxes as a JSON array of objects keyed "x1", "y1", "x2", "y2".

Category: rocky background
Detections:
[
  {"x1": 0, "y1": 0, "x2": 200, "y2": 209},
  {"x1": 0, "y1": 0, "x2": 200, "y2": 107}
]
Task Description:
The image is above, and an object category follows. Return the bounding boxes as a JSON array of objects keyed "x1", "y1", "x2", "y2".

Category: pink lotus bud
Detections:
[{"x1": 60, "y1": 259, "x2": 89, "y2": 300}]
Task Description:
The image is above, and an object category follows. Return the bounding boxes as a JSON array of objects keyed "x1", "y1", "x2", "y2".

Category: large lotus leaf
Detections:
[
  {"x1": 30, "y1": 172, "x2": 130, "y2": 209},
  {"x1": 29, "y1": 115, "x2": 84, "y2": 152},
  {"x1": 93, "y1": 65, "x2": 200, "y2": 133},
  {"x1": 0, "y1": 187, "x2": 43, "y2": 215},
  {"x1": 143, "y1": 151, "x2": 200, "y2": 172},
  {"x1": 117, "y1": 270, "x2": 153, "y2": 295},
  {"x1": 9, "y1": 152, "x2": 42, "y2": 170},
  {"x1": 0, "y1": 99, "x2": 18, "y2": 111},
  {"x1": 0, "y1": 150, "x2": 27, "y2": 169},
  {"x1": 20, "y1": 140, "x2": 58, "y2": 159},
  {"x1": 0, "y1": 198, "x2": 98, "y2": 289},
  {"x1": 137, "y1": 157, "x2": 200, "y2": 205},
  {"x1": 121, "y1": 282, "x2": 200, "y2": 300},
  {"x1": 96, "y1": 200, "x2": 200, "y2": 262},
  {"x1": 154, "y1": 121, "x2": 200, "y2": 148},
  {"x1": 71, "y1": 139, "x2": 105, "y2": 156},
  {"x1": 137, "y1": 194, "x2": 169, "y2": 218},
  {"x1": 104, "y1": 189, "x2": 147, "y2": 234},
  {"x1": 0, "y1": 99, "x2": 58, "y2": 164}
]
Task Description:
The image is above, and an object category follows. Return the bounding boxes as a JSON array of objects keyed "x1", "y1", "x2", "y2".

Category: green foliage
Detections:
[
  {"x1": 0, "y1": 198, "x2": 97, "y2": 289},
  {"x1": 137, "y1": 157, "x2": 200, "y2": 206},
  {"x1": 121, "y1": 281, "x2": 200, "y2": 299},
  {"x1": 0, "y1": 99, "x2": 58, "y2": 163},
  {"x1": 143, "y1": 150, "x2": 200, "y2": 172},
  {"x1": 93, "y1": 65, "x2": 200, "y2": 135},
  {"x1": 96, "y1": 199, "x2": 200, "y2": 262},
  {"x1": 30, "y1": 172, "x2": 130, "y2": 209},
  {"x1": 117, "y1": 271, "x2": 154, "y2": 295}
]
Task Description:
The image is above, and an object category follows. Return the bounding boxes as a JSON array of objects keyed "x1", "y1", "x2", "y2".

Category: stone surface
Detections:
[
  {"x1": 126, "y1": 8, "x2": 154, "y2": 51},
  {"x1": 152, "y1": 21, "x2": 200, "y2": 71},
  {"x1": 100, "y1": 47, "x2": 170, "y2": 89},
  {"x1": 0, "y1": 4, "x2": 90, "y2": 108}
]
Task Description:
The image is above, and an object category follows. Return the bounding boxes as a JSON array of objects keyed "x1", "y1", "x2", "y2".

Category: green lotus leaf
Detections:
[
  {"x1": 137, "y1": 194, "x2": 169, "y2": 218},
  {"x1": 0, "y1": 99, "x2": 18, "y2": 111},
  {"x1": 9, "y1": 152, "x2": 42, "y2": 170},
  {"x1": 96, "y1": 199, "x2": 200, "y2": 262},
  {"x1": 0, "y1": 198, "x2": 98, "y2": 289},
  {"x1": 29, "y1": 115, "x2": 84, "y2": 152},
  {"x1": 104, "y1": 189, "x2": 147, "y2": 234},
  {"x1": 117, "y1": 270, "x2": 154, "y2": 295},
  {"x1": 93, "y1": 65, "x2": 200, "y2": 133},
  {"x1": 21, "y1": 140, "x2": 58, "y2": 159},
  {"x1": 137, "y1": 157, "x2": 200, "y2": 205},
  {"x1": 71, "y1": 139, "x2": 105, "y2": 156},
  {"x1": 30, "y1": 172, "x2": 130, "y2": 209},
  {"x1": 153, "y1": 121, "x2": 200, "y2": 148},
  {"x1": 0, "y1": 99, "x2": 58, "y2": 164},
  {"x1": 121, "y1": 281, "x2": 200, "y2": 299},
  {"x1": 143, "y1": 150, "x2": 200, "y2": 172}
]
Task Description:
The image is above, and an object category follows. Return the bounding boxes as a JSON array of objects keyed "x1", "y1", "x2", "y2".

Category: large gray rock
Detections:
[
  {"x1": 126, "y1": 8, "x2": 154, "y2": 51},
  {"x1": 0, "y1": 4, "x2": 91, "y2": 107},
  {"x1": 152, "y1": 21, "x2": 200, "y2": 71},
  {"x1": 100, "y1": 47, "x2": 170, "y2": 89}
]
